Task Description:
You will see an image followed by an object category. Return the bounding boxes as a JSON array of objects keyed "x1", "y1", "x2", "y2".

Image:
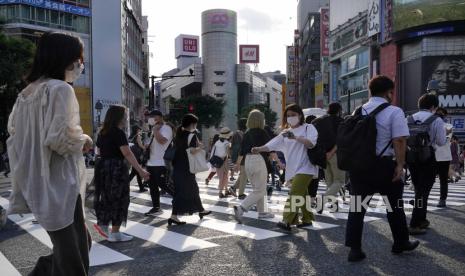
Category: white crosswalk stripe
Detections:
[
  {"x1": 0, "y1": 197, "x2": 133, "y2": 267},
  {"x1": 1, "y1": 176, "x2": 464, "y2": 272},
  {"x1": 0, "y1": 251, "x2": 21, "y2": 276}
]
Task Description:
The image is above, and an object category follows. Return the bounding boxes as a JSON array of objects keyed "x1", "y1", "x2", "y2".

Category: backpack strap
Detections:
[
  {"x1": 407, "y1": 115, "x2": 416, "y2": 124},
  {"x1": 369, "y1": 103, "x2": 390, "y2": 117},
  {"x1": 422, "y1": 114, "x2": 438, "y2": 126}
]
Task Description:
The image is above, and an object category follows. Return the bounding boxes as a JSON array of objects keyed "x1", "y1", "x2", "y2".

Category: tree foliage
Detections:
[
  {"x1": 167, "y1": 95, "x2": 225, "y2": 128},
  {"x1": 240, "y1": 104, "x2": 278, "y2": 128},
  {"x1": 0, "y1": 23, "x2": 35, "y2": 130}
]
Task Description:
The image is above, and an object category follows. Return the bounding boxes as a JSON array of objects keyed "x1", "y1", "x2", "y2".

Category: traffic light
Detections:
[{"x1": 188, "y1": 103, "x2": 194, "y2": 113}]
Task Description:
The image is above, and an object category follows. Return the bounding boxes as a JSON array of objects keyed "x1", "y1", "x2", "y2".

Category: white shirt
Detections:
[
  {"x1": 211, "y1": 140, "x2": 230, "y2": 159},
  {"x1": 147, "y1": 124, "x2": 173, "y2": 167},
  {"x1": 265, "y1": 123, "x2": 318, "y2": 181},
  {"x1": 361, "y1": 97, "x2": 409, "y2": 156},
  {"x1": 7, "y1": 79, "x2": 86, "y2": 231}
]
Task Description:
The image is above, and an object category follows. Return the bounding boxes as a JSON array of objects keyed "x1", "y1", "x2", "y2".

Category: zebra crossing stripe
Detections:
[
  {"x1": 128, "y1": 195, "x2": 288, "y2": 239},
  {"x1": 0, "y1": 198, "x2": 133, "y2": 267},
  {"x1": 0, "y1": 251, "x2": 21, "y2": 276},
  {"x1": 90, "y1": 219, "x2": 219, "y2": 252}
]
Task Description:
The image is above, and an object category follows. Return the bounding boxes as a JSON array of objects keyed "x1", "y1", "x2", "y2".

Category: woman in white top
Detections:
[
  {"x1": 7, "y1": 32, "x2": 93, "y2": 275},
  {"x1": 252, "y1": 104, "x2": 318, "y2": 231},
  {"x1": 211, "y1": 127, "x2": 233, "y2": 198}
]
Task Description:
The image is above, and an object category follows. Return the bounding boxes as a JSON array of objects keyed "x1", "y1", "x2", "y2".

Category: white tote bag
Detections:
[{"x1": 186, "y1": 133, "x2": 209, "y2": 174}]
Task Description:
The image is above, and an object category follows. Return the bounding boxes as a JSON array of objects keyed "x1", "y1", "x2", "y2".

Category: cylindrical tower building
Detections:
[{"x1": 201, "y1": 9, "x2": 238, "y2": 129}]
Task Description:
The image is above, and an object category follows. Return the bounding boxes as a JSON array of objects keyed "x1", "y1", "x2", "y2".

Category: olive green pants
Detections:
[{"x1": 283, "y1": 174, "x2": 314, "y2": 224}]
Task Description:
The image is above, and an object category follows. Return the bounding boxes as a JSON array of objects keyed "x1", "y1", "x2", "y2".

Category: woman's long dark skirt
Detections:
[{"x1": 94, "y1": 159, "x2": 130, "y2": 226}]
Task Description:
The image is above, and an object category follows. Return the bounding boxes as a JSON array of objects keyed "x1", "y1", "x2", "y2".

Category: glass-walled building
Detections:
[
  {"x1": 0, "y1": 0, "x2": 93, "y2": 134},
  {"x1": 338, "y1": 48, "x2": 369, "y2": 112}
]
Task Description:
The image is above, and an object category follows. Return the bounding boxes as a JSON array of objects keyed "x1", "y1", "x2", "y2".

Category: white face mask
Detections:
[
  {"x1": 287, "y1": 116, "x2": 300, "y2": 127},
  {"x1": 65, "y1": 61, "x2": 84, "y2": 83},
  {"x1": 148, "y1": 118, "x2": 156, "y2": 126}
]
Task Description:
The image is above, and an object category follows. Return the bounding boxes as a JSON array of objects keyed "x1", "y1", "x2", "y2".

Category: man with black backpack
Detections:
[
  {"x1": 339, "y1": 75, "x2": 419, "y2": 262},
  {"x1": 407, "y1": 93, "x2": 447, "y2": 235},
  {"x1": 312, "y1": 102, "x2": 345, "y2": 212}
]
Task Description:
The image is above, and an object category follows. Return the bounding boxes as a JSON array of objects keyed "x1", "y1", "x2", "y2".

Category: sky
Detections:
[{"x1": 142, "y1": 0, "x2": 297, "y2": 77}]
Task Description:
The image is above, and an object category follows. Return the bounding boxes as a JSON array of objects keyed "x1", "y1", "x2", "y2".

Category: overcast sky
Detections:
[{"x1": 143, "y1": 0, "x2": 297, "y2": 76}]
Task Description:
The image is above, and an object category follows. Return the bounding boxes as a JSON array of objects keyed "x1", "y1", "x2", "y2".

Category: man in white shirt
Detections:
[
  {"x1": 145, "y1": 110, "x2": 173, "y2": 217},
  {"x1": 433, "y1": 108, "x2": 452, "y2": 208},
  {"x1": 408, "y1": 94, "x2": 447, "y2": 234},
  {"x1": 345, "y1": 75, "x2": 419, "y2": 262}
]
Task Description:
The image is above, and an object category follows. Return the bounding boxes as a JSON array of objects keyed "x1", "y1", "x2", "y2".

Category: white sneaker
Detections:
[
  {"x1": 0, "y1": 209, "x2": 7, "y2": 230},
  {"x1": 234, "y1": 206, "x2": 244, "y2": 224},
  {"x1": 108, "y1": 232, "x2": 133, "y2": 242},
  {"x1": 258, "y1": 212, "x2": 275, "y2": 219}
]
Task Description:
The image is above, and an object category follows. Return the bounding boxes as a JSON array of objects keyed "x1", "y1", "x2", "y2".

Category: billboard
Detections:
[
  {"x1": 393, "y1": 0, "x2": 465, "y2": 32},
  {"x1": 239, "y1": 45, "x2": 260, "y2": 64},
  {"x1": 175, "y1": 35, "x2": 199, "y2": 58},
  {"x1": 368, "y1": 0, "x2": 381, "y2": 36},
  {"x1": 314, "y1": 72, "x2": 324, "y2": 108},
  {"x1": 423, "y1": 56, "x2": 465, "y2": 109},
  {"x1": 201, "y1": 9, "x2": 237, "y2": 34},
  {"x1": 0, "y1": 0, "x2": 91, "y2": 17},
  {"x1": 320, "y1": 8, "x2": 330, "y2": 57}
]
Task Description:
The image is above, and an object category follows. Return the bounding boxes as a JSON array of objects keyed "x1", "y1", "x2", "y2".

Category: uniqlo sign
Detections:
[
  {"x1": 239, "y1": 45, "x2": 260, "y2": 64},
  {"x1": 183, "y1": 38, "x2": 197, "y2": 53},
  {"x1": 175, "y1": 35, "x2": 199, "y2": 58}
]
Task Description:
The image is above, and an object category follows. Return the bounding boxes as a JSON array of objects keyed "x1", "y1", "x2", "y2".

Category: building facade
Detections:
[
  {"x1": 92, "y1": 0, "x2": 148, "y2": 129},
  {"x1": 0, "y1": 0, "x2": 93, "y2": 134},
  {"x1": 329, "y1": 0, "x2": 370, "y2": 114},
  {"x1": 297, "y1": 0, "x2": 329, "y2": 108}
]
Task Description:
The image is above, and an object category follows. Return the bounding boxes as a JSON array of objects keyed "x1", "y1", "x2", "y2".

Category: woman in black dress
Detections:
[
  {"x1": 94, "y1": 105, "x2": 150, "y2": 242},
  {"x1": 169, "y1": 114, "x2": 211, "y2": 225}
]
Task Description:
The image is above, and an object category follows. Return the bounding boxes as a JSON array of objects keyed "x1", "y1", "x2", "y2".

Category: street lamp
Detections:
[
  {"x1": 149, "y1": 68, "x2": 195, "y2": 110},
  {"x1": 94, "y1": 100, "x2": 103, "y2": 127}
]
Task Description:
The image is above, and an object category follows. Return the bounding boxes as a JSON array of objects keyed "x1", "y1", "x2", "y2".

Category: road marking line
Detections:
[
  {"x1": 0, "y1": 251, "x2": 21, "y2": 276},
  {"x1": 0, "y1": 198, "x2": 133, "y2": 267},
  {"x1": 90, "y1": 218, "x2": 218, "y2": 252}
]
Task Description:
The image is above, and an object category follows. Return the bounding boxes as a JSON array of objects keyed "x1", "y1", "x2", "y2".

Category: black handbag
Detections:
[
  {"x1": 163, "y1": 141, "x2": 176, "y2": 162},
  {"x1": 209, "y1": 147, "x2": 225, "y2": 168},
  {"x1": 141, "y1": 136, "x2": 154, "y2": 165}
]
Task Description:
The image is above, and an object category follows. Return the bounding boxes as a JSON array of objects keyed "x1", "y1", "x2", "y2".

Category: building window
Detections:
[
  {"x1": 214, "y1": 70, "x2": 225, "y2": 75},
  {"x1": 214, "y1": 94, "x2": 225, "y2": 98},
  {"x1": 214, "y1": 82, "x2": 225, "y2": 86}
]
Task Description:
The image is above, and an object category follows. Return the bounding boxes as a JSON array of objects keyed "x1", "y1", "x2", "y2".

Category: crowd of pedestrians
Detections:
[{"x1": 1, "y1": 32, "x2": 461, "y2": 275}]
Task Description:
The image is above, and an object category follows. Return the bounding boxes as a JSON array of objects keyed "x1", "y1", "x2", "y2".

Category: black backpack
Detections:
[
  {"x1": 336, "y1": 103, "x2": 391, "y2": 172},
  {"x1": 306, "y1": 125, "x2": 327, "y2": 169},
  {"x1": 406, "y1": 114, "x2": 437, "y2": 164}
]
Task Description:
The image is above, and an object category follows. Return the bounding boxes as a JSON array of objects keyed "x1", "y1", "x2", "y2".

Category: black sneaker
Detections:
[
  {"x1": 392, "y1": 240, "x2": 420, "y2": 254},
  {"x1": 145, "y1": 208, "x2": 163, "y2": 217},
  {"x1": 348, "y1": 248, "x2": 366, "y2": 262},
  {"x1": 228, "y1": 187, "x2": 237, "y2": 197},
  {"x1": 238, "y1": 194, "x2": 246, "y2": 200}
]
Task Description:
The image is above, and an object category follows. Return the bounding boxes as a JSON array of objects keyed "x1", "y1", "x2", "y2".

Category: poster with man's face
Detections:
[{"x1": 425, "y1": 56, "x2": 465, "y2": 94}]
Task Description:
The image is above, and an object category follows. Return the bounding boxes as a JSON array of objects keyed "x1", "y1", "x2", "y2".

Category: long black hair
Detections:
[
  {"x1": 26, "y1": 32, "x2": 84, "y2": 83},
  {"x1": 100, "y1": 105, "x2": 127, "y2": 135},
  {"x1": 129, "y1": 125, "x2": 141, "y2": 140}
]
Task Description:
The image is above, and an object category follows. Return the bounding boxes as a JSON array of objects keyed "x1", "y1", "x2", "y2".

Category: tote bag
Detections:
[{"x1": 186, "y1": 133, "x2": 209, "y2": 174}]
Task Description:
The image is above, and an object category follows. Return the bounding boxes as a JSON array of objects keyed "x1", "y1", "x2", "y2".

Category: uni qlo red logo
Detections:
[{"x1": 183, "y1": 38, "x2": 198, "y2": 53}]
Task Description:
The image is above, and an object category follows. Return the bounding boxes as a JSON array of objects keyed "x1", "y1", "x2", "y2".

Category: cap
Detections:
[
  {"x1": 147, "y1": 109, "x2": 163, "y2": 117},
  {"x1": 427, "y1": 80, "x2": 439, "y2": 92}
]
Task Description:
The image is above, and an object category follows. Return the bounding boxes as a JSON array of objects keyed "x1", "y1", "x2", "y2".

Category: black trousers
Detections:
[
  {"x1": 147, "y1": 166, "x2": 166, "y2": 210},
  {"x1": 409, "y1": 160, "x2": 436, "y2": 227},
  {"x1": 129, "y1": 167, "x2": 144, "y2": 190},
  {"x1": 30, "y1": 196, "x2": 92, "y2": 276},
  {"x1": 345, "y1": 158, "x2": 409, "y2": 249},
  {"x1": 435, "y1": 161, "x2": 450, "y2": 201},
  {"x1": 308, "y1": 178, "x2": 320, "y2": 197}
]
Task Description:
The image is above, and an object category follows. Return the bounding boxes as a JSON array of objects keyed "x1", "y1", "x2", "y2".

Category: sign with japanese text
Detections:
[{"x1": 0, "y1": 0, "x2": 91, "y2": 17}]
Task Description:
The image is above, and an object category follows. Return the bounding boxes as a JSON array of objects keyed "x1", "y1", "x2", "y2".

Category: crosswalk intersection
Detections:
[{"x1": 1, "y1": 175, "x2": 465, "y2": 274}]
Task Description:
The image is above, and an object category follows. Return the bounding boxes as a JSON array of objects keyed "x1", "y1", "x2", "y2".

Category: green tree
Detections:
[
  {"x1": 168, "y1": 95, "x2": 225, "y2": 128},
  {"x1": 240, "y1": 104, "x2": 278, "y2": 128},
  {"x1": 0, "y1": 22, "x2": 35, "y2": 131}
]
